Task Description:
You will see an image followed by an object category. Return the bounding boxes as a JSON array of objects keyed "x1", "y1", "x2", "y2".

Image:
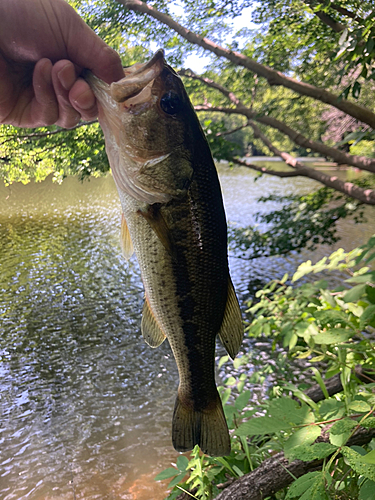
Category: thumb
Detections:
[{"x1": 61, "y1": 2, "x2": 124, "y2": 84}]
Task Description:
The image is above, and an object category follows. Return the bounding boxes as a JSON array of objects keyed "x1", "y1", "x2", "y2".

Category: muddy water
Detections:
[{"x1": 0, "y1": 163, "x2": 374, "y2": 499}]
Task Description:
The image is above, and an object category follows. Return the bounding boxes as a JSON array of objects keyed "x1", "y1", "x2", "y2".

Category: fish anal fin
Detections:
[
  {"x1": 218, "y1": 278, "x2": 243, "y2": 360},
  {"x1": 172, "y1": 391, "x2": 231, "y2": 457},
  {"x1": 120, "y1": 212, "x2": 134, "y2": 260},
  {"x1": 138, "y1": 204, "x2": 175, "y2": 256},
  {"x1": 141, "y1": 298, "x2": 166, "y2": 348}
]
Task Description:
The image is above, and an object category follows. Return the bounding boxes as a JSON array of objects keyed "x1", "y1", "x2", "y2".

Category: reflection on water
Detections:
[
  {"x1": 1, "y1": 164, "x2": 375, "y2": 499},
  {"x1": 0, "y1": 178, "x2": 177, "y2": 499}
]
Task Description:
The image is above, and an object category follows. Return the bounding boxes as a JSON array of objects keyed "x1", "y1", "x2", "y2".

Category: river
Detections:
[{"x1": 1, "y1": 162, "x2": 374, "y2": 500}]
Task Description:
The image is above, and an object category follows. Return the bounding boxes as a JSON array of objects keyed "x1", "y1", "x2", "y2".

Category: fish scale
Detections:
[{"x1": 85, "y1": 49, "x2": 243, "y2": 456}]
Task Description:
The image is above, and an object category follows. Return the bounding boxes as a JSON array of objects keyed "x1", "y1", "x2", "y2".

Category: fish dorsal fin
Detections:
[
  {"x1": 218, "y1": 278, "x2": 243, "y2": 360},
  {"x1": 120, "y1": 212, "x2": 134, "y2": 260},
  {"x1": 141, "y1": 298, "x2": 167, "y2": 348},
  {"x1": 138, "y1": 205, "x2": 175, "y2": 257}
]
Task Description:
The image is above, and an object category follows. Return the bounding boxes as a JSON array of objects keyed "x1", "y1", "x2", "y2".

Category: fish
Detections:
[{"x1": 85, "y1": 50, "x2": 243, "y2": 456}]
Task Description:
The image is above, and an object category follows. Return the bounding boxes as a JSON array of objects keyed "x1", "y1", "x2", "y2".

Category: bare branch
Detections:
[
  {"x1": 179, "y1": 69, "x2": 241, "y2": 107},
  {"x1": 235, "y1": 156, "x2": 375, "y2": 205},
  {"x1": 216, "y1": 123, "x2": 250, "y2": 137},
  {"x1": 247, "y1": 121, "x2": 304, "y2": 168},
  {"x1": 232, "y1": 159, "x2": 301, "y2": 177},
  {"x1": 120, "y1": 0, "x2": 375, "y2": 129},
  {"x1": 194, "y1": 103, "x2": 375, "y2": 173},
  {"x1": 242, "y1": 122, "x2": 375, "y2": 204}
]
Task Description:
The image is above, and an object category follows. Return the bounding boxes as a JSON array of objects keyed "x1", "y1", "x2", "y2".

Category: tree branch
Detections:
[
  {"x1": 303, "y1": 0, "x2": 346, "y2": 32},
  {"x1": 181, "y1": 71, "x2": 375, "y2": 172},
  {"x1": 194, "y1": 104, "x2": 375, "y2": 173},
  {"x1": 330, "y1": 3, "x2": 366, "y2": 23},
  {"x1": 232, "y1": 159, "x2": 301, "y2": 177},
  {"x1": 120, "y1": 0, "x2": 375, "y2": 129},
  {"x1": 214, "y1": 427, "x2": 375, "y2": 500},
  {"x1": 234, "y1": 156, "x2": 375, "y2": 205},
  {"x1": 216, "y1": 123, "x2": 250, "y2": 137}
]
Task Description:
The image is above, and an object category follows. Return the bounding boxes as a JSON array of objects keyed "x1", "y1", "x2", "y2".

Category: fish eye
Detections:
[{"x1": 160, "y1": 91, "x2": 182, "y2": 115}]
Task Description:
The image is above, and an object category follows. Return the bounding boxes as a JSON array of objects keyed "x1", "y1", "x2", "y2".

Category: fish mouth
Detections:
[{"x1": 110, "y1": 49, "x2": 165, "y2": 106}]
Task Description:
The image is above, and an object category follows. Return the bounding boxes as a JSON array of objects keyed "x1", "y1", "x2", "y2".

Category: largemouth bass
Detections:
[{"x1": 85, "y1": 50, "x2": 243, "y2": 456}]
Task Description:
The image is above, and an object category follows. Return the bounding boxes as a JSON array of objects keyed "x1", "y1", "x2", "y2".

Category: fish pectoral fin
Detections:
[
  {"x1": 141, "y1": 299, "x2": 166, "y2": 348},
  {"x1": 218, "y1": 278, "x2": 244, "y2": 360},
  {"x1": 172, "y1": 391, "x2": 231, "y2": 457},
  {"x1": 138, "y1": 204, "x2": 175, "y2": 257},
  {"x1": 120, "y1": 212, "x2": 134, "y2": 260}
]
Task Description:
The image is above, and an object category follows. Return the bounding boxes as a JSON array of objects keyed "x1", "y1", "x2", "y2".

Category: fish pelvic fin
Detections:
[
  {"x1": 218, "y1": 277, "x2": 244, "y2": 360},
  {"x1": 120, "y1": 212, "x2": 134, "y2": 260},
  {"x1": 141, "y1": 298, "x2": 166, "y2": 348},
  {"x1": 172, "y1": 392, "x2": 231, "y2": 457}
]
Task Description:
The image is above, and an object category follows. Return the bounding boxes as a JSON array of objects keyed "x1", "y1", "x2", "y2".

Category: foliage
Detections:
[
  {"x1": 228, "y1": 183, "x2": 368, "y2": 259},
  {"x1": 0, "y1": 122, "x2": 108, "y2": 184},
  {"x1": 156, "y1": 235, "x2": 375, "y2": 499}
]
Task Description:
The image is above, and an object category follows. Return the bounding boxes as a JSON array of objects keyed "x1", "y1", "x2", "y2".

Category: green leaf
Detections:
[
  {"x1": 218, "y1": 355, "x2": 229, "y2": 368},
  {"x1": 225, "y1": 376, "x2": 236, "y2": 386},
  {"x1": 267, "y1": 397, "x2": 313, "y2": 425},
  {"x1": 330, "y1": 431, "x2": 352, "y2": 447},
  {"x1": 286, "y1": 471, "x2": 321, "y2": 499},
  {"x1": 287, "y1": 442, "x2": 338, "y2": 462},
  {"x1": 236, "y1": 416, "x2": 288, "y2": 436},
  {"x1": 234, "y1": 390, "x2": 251, "y2": 411},
  {"x1": 329, "y1": 418, "x2": 357, "y2": 435},
  {"x1": 360, "y1": 479, "x2": 375, "y2": 500},
  {"x1": 319, "y1": 399, "x2": 345, "y2": 420},
  {"x1": 284, "y1": 426, "x2": 322, "y2": 457},
  {"x1": 313, "y1": 329, "x2": 353, "y2": 344},
  {"x1": 343, "y1": 284, "x2": 367, "y2": 303},
  {"x1": 177, "y1": 455, "x2": 189, "y2": 471},
  {"x1": 168, "y1": 472, "x2": 187, "y2": 488},
  {"x1": 293, "y1": 261, "x2": 314, "y2": 282},
  {"x1": 232, "y1": 465, "x2": 244, "y2": 477},
  {"x1": 313, "y1": 309, "x2": 347, "y2": 326},
  {"x1": 220, "y1": 388, "x2": 231, "y2": 405},
  {"x1": 342, "y1": 446, "x2": 375, "y2": 481},
  {"x1": 349, "y1": 400, "x2": 372, "y2": 413},
  {"x1": 366, "y1": 285, "x2": 375, "y2": 304},
  {"x1": 155, "y1": 467, "x2": 179, "y2": 481},
  {"x1": 360, "y1": 304, "x2": 375, "y2": 328},
  {"x1": 361, "y1": 417, "x2": 375, "y2": 429},
  {"x1": 361, "y1": 450, "x2": 375, "y2": 465},
  {"x1": 346, "y1": 273, "x2": 375, "y2": 284},
  {"x1": 311, "y1": 367, "x2": 329, "y2": 399},
  {"x1": 286, "y1": 471, "x2": 330, "y2": 499}
]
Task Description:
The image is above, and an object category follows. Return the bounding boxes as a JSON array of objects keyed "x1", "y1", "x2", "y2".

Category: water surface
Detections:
[{"x1": 1, "y1": 164, "x2": 374, "y2": 499}]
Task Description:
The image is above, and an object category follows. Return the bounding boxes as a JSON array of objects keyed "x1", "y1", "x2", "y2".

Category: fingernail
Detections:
[
  {"x1": 73, "y1": 89, "x2": 95, "y2": 110},
  {"x1": 58, "y1": 64, "x2": 75, "y2": 91}
]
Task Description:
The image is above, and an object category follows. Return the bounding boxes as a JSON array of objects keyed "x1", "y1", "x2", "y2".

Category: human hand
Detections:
[{"x1": 0, "y1": 0, "x2": 124, "y2": 128}]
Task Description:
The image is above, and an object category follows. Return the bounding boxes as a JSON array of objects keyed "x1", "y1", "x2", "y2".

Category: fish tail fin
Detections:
[{"x1": 172, "y1": 392, "x2": 231, "y2": 457}]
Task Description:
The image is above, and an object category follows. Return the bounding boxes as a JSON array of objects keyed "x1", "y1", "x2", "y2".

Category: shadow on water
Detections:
[{"x1": 0, "y1": 163, "x2": 375, "y2": 499}]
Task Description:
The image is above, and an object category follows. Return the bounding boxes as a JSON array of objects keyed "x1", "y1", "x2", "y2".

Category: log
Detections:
[
  {"x1": 215, "y1": 428, "x2": 375, "y2": 500},
  {"x1": 176, "y1": 366, "x2": 375, "y2": 500}
]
